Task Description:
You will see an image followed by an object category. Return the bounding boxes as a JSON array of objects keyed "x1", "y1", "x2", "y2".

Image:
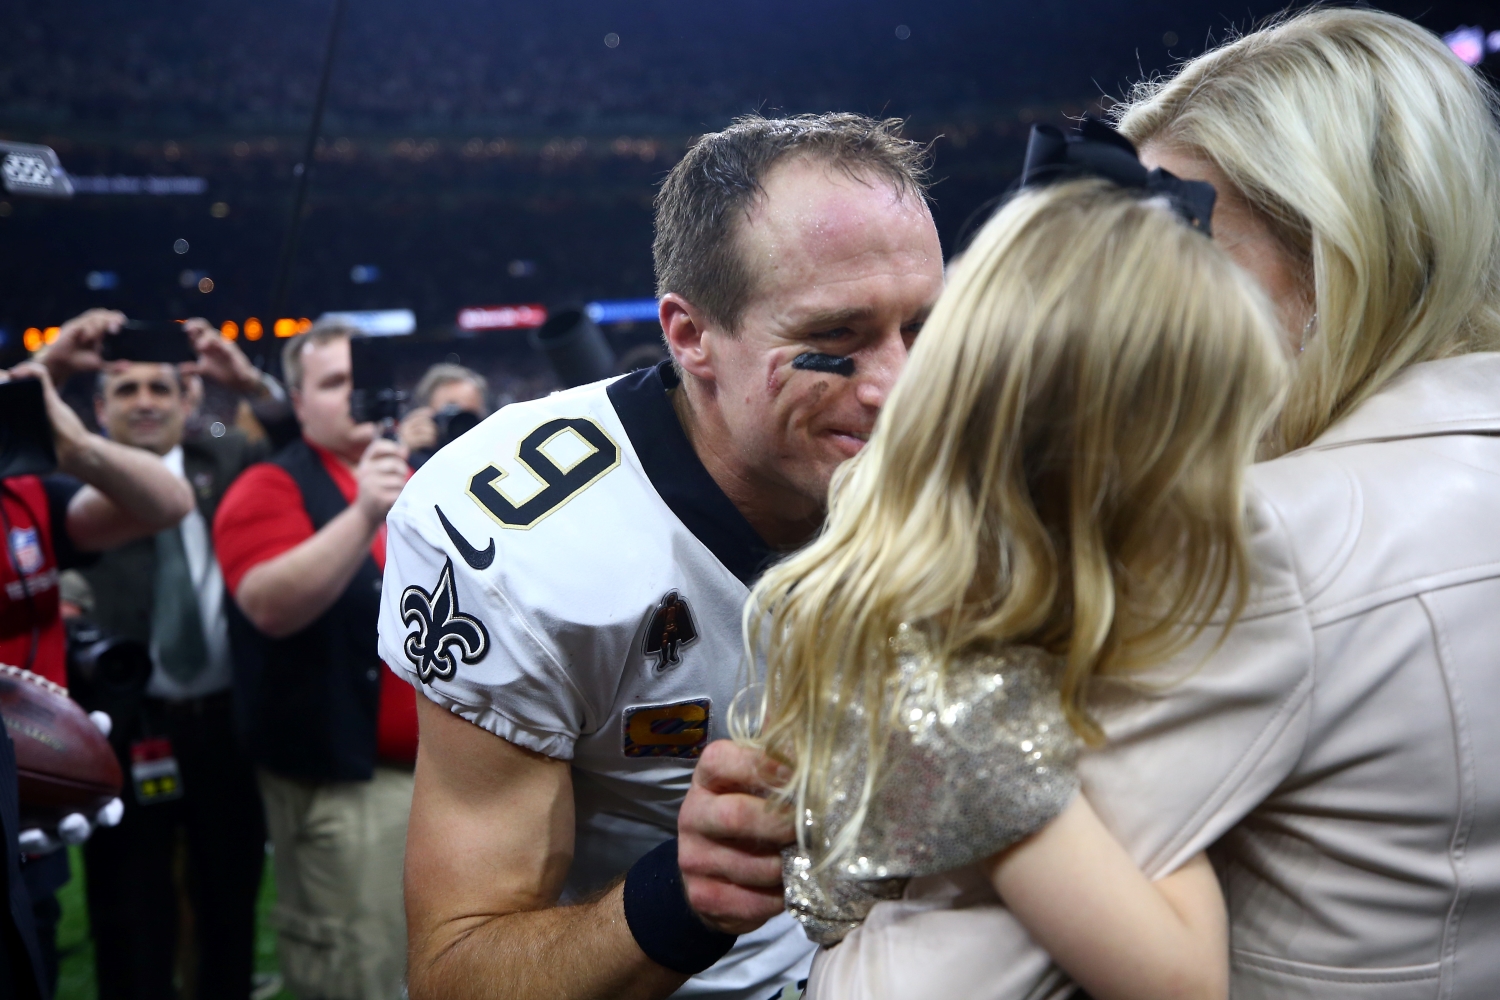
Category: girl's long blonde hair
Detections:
[
  {"x1": 744, "y1": 181, "x2": 1288, "y2": 857},
  {"x1": 1116, "y1": 7, "x2": 1500, "y2": 454}
]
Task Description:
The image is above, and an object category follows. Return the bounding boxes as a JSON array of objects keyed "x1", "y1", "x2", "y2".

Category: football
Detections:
[{"x1": 0, "y1": 663, "x2": 123, "y2": 828}]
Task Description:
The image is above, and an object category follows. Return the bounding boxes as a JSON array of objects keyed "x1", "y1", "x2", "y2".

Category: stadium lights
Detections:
[
  {"x1": 457, "y1": 304, "x2": 548, "y2": 331},
  {"x1": 457, "y1": 300, "x2": 662, "y2": 333},
  {"x1": 586, "y1": 299, "x2": 662, "y2": 324},
  {"x1": 319, "y1": 309, "x2": 416, "y2": 336},
  {"x1": 68, "y1": 176, "x2": 208, "y2": 196},
  {"x1": 1444, "y1": 25, "x2": 1500, "y2": 66},
  {"x1": 216, "y1": 317, "x2": 309, "y2": 340},
  {"x1": 21, "y1": 327, "x2": 63, "y2": 353},
  {"x1": 0, "y1": 142, "x2": 73, "y2": 199}
]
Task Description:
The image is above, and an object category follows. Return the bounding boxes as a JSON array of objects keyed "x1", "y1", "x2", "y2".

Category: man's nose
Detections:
[{"x1": 854, "y1": 329, "x2": 910, "y2": 410}]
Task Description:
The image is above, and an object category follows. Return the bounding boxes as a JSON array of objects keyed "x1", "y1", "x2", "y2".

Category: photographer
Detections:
[
  {"x1": 214, "y1": 321, "x2": 414, "y2": 1000},
  {"x1": 395, "y1": 362, "x2": 489, "y2": 468},
  {"x1": 65, "y1": 316, "x2": 280, "y2": 1000},
  {"x1": 1, "y1": 307, "x2": 195, "y2": 999}
]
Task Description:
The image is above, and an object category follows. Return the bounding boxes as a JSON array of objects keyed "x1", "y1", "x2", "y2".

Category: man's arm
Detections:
[
  {"x1": 4, "y1": 362, "x2": 194, "y2": 550},
  {"x1": 233, "y1": 438, "x2": 407, "y2": 638},
  {"x1": 406, "y1": 695, "x2": 688, "y2": 1000}
]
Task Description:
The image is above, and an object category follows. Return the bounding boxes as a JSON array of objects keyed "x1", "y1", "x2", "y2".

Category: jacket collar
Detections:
[{"x1": 1304, "y1": 353, "x2": 1500, "y2": 452}]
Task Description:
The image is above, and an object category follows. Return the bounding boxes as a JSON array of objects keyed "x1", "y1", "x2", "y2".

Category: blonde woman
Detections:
[
  {"x1": 742, "y1": 166, "x2": 1288, "y2": 1000},
  {"x1": 679, "y1": 8, "x2": 1500, "y2": 1000}
]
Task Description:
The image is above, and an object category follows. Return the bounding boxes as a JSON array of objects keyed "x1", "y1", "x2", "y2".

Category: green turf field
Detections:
[{"x1": 53, "y1": 846, "x2": 291, "y2": 1000}]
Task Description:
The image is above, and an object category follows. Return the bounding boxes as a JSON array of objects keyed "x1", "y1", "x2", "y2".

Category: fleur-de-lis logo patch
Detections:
[{"x1": 402, "y1": 557, "x2": 489, "y2": 683}]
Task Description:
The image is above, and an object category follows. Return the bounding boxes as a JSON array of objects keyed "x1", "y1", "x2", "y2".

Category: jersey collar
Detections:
[{"x1": 607, "y1": 362, "x2": 774, "y2": 585}]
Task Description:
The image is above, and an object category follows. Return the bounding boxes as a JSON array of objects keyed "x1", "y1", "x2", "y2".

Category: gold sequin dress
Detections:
[{"x1": 783, "y1": 624, "x2": 1081, "y2": 946}]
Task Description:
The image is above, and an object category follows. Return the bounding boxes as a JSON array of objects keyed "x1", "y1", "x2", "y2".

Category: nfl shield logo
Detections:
[{"x1": 8, "y1": 527, "x2": 43, "y2": 576}]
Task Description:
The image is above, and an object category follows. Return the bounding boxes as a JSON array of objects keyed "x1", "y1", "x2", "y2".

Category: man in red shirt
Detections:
[
  {"x1": 2, "y1": 309, "x2": 196, "y2": 1000},
  {"x1": 213, "y1": 321, "x2": 412, "y2": 1000}
]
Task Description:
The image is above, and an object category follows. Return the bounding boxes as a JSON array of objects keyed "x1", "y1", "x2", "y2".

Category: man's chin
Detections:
[{"x1": 120, "y1": 431, "x2": 171, "y2": 453}]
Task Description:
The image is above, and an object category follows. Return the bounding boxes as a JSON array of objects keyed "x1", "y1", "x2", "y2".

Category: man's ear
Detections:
[
  {"x1": 93, "y1": 393, "x2": 107, "y2": 430},
  {"x1": 660, "y1": 294, "x2": 716, "y2": 383}
]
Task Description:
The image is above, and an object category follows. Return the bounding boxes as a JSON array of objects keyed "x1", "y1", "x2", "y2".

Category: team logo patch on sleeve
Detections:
[
  {"x1": 622, "y1": 699, "x2": 711, "y2": 759},
  {"x1": 8, "y1": 528, "x2": 43, "y2": 576},
  {"x1": 643, "y1": 590, "x2": 698, "y2": 670},
  {"x1": 401, "y1": 557, "x2": 490, "y2": 683}
]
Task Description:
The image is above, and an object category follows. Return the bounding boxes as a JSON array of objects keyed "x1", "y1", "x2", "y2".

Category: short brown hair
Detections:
[
  {"x1": 282, "y1": 321, "x2": 357, "y2": 393},
  {"x1": 653, "y1": 113, "x2": 931, "y2": 331}
]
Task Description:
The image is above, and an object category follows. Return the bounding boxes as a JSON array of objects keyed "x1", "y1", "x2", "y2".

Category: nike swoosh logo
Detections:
[{"x1": 436, "y1": 505, "x2": 495, "y2": 570}]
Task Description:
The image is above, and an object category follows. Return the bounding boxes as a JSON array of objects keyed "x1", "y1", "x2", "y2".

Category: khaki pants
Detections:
[{"x1": 258, "y1": 766, "x2": 414, "y2": 1000}]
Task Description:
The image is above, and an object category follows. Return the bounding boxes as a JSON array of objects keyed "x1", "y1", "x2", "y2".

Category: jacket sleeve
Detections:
[{"x1": 1079, "y1": 488, "x2": 1315, "y2": 876}]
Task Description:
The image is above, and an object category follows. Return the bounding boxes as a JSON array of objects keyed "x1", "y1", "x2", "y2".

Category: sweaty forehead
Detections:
[{"x1": 735, "y1": 156, "x2": 937, "y2": 308}]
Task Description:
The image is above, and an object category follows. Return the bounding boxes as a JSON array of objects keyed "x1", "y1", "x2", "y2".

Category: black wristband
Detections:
[{"x1": 623, "y1": 837, "x2": 738, "y2": 975}]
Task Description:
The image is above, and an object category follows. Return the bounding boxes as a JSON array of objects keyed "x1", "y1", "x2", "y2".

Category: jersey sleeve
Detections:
[{"x1": 377, "y1": 500, "x2": 591, "y2": 760}]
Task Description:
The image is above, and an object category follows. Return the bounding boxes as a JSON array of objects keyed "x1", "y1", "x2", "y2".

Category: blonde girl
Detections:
[
  {"x1": 744, "y1": 173, "x2": 1288, "y2": 1000},
  {"x1": 726, "y1": 10, "x2": 1500, "y2": 1000}
]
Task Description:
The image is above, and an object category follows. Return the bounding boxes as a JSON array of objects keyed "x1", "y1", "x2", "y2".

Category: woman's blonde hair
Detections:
[
  {"x1": 744, "y1": 181, "x2": 1288, "y2": 855},
  {"x1": 1116, "y1": 7, "x2": 1500, "y2": 453}
]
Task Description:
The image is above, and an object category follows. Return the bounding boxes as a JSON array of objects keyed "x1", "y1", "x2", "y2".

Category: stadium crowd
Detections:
[
  {"x1": 2, "y1": 6, "x2": 1500, "y2": 1000},
  {"x1": 1, "y1": 0, "x2": 1158, "y2": 131}
]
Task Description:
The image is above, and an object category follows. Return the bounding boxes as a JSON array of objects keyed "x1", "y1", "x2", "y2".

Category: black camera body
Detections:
[
  {"x1": 0, "y1": 378, "x2": 57, "y2": 479},
  {"x1": 64, "y1": 618, "x2": 153, "y2": 751},
  {"x1": 432, "y1": 404, "x2": 482, "y2": 448},
  {"x1": 349, "y1": 336, "x2": 406, "y2": 426}
]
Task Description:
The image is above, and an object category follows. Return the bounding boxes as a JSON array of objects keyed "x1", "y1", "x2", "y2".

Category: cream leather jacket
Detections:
[{"x1": 808, "y1": 353, "x2": 1500, "y2": 1000}]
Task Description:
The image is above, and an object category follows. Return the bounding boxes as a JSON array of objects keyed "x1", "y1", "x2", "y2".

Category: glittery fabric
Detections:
[{"x1": 784, "y1": 624, "x2": 1080, "y2": 946}]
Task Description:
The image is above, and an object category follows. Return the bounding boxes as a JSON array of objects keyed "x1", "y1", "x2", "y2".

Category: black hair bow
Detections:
[{"x1": 1019, "y1": 118, "x2": 1216, "y2": 236}]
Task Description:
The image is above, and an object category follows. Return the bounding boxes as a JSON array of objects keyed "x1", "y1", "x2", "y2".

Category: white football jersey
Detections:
[{"x1": 378, "y1": 362, "x2": 814, "y2": 1000}]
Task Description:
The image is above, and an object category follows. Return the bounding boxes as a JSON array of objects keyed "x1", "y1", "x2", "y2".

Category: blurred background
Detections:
[
  {"x1": 4, "y1": 4, "x2": 1499, "y2": 998},
  {"x1": 3, "y1": 0, "x2": 1496, "y2": 400}
]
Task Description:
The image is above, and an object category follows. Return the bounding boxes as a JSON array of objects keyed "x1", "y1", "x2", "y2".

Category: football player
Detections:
[{"x1": 381, "y1": 113, "x2": 944, "y2": 1000}]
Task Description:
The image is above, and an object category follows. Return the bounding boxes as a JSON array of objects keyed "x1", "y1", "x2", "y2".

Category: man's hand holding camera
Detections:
[
  {"x1": 396, "y1": 406, "x2": 440, "y2": 453},
  {"x1": 355, "y1": 438, "x2": 412, "y2": 529},
  {"x1": 30, "y1": 307, "x2": 126, "y2": 384},
  {"x1": 181, "y1": 317, "x2": 281, "y2": 401}
]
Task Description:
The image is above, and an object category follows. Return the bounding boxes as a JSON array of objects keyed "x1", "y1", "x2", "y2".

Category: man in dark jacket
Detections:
[{"x1": 52, "y1": 317, "x2": 285, "y2": 1000}]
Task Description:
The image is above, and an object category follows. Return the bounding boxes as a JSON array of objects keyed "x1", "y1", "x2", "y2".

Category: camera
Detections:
[
  {"x1": 348, "y1": 336, "x2": 406, "y2": 426},
  {"x1": 65, "y1": 618, "x2": 153, "y2": 751},
  {"x1": 432, "y1": 404, "x2": 482, "y2": 449}
]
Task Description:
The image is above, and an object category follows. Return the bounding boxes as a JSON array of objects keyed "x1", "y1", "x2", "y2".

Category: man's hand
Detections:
[
  {"x1": 181, "y1": 317, "x2": 270, "y2": 397},
  {"x1": 678, "y1": 740, "x2": 795, "y2": 935},
  {"x1": 397, "y1": 406, "x2": 438, "y2": 453},
  {"x1": 354, "y1": 438, "x2": 411, "y2": 526},
  {"x1": 34, "y1": 308, "x2": 125, "y2": 384}
]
